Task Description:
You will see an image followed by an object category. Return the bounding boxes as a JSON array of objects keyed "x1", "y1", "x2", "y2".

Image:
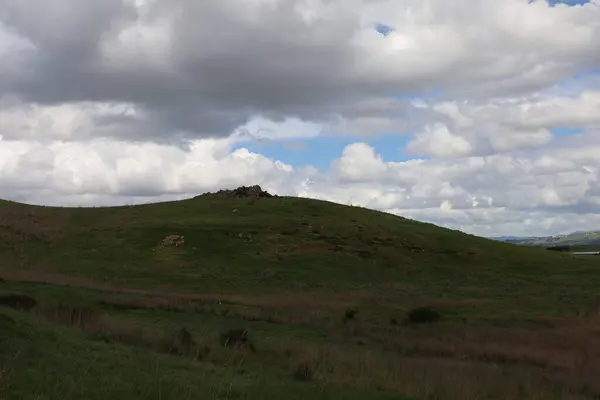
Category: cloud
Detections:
[
  {"x1": 2, "y1": 0, "x2": 600, "y2": 141},
  {"x1": 313, "y1": 140, "x2": 600, "y2": 236},
  {"x1": 0, "y1": 130, "x2": 599, "y2": 237},
  {"x1": 334, "y1": 143, "x2": 388, "y2": 182},
  {"x1": 404, "y1": 90, "x2": 600, "y2": 157},
  {"x1": 1, "y1": 0, "x2": 600, "y2": 237},
  {"x1": 406, "y1": 124, "x2": 474, "y2": 158},
  {"x1": 0, "y1": 135, "x2": 298, "y2": 205}
]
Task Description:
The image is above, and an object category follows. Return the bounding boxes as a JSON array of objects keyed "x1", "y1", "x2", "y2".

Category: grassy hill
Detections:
[{"x1": 1, "y1": 189, "x2": 600, "y2": 399}]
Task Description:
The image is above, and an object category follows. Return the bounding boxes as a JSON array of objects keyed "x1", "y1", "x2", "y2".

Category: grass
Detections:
[
  {"x1": 0, "y1": 307, "x2": 399, "y2": 400},
  {"x1": 1, "y1": 192, "x2": 600, "y2": 398}
]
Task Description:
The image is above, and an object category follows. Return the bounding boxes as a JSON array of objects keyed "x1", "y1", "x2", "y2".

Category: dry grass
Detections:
[
  {"x1": 273, "y1": 337, "x2": 594, "y2": 399},
  {"x1": 5, "y1": 267, "x2": 600, "y2": 399},
  {"x1": 36, "y1": 304, "x2": 257, "y2": 365},
  {"x1": 11, "y1": 269, "x2": 599, "y2": 398},
  {"x1": 260, "y1": 309, "x2": 600, "y2": 399},
  {"x1": 0, "y1": 207, "x2": 65, "y2": 244},
  {"x1": 24, "y1": 296, "x2": 600, "y2": 399}
]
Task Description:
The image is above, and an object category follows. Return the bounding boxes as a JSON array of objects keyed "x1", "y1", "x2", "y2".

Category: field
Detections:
[{"x1": 1, "y1": 191, "x2": 600, "y2": 399}]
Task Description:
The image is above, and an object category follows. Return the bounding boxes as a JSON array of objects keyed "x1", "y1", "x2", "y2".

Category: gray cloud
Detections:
[{"x1": 2, "y1": 0, "x2": 600, "y2": 143}]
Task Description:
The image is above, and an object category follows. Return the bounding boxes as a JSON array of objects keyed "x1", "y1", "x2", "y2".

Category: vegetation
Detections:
[
  {"x1": 1, "y1": 190, "x2": 600, "y2": 399},
  {"x1": 406, "y1": 307, "x2": 441, "y2": 324}
]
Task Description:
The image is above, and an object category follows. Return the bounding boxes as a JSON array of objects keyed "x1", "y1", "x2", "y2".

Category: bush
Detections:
[
  {"x1": 219, "y1": 328, "x2": 254, "y2": 350},
  {"x1": 293, "y1": 362, "x2": 314, "y2": 382},
  {"x1": 0, "y1": 294, "x2": 37, "y2": 311},
  {"x1": 44, "y1": 305, "x2": 98, "y2": 328},
  {"x1": 406, "y1": 307, "x2": 441, "y2": 324},
  {"x1": 343, "y1": 308, "x2": 358, "y2": 321},
  {"x1": 157, "y1": 327, "x2": 196, "y2": 355}
]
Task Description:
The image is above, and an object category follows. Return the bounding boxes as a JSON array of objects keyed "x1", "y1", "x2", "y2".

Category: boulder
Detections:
[{"x1": 161, "y1": 235, "x2": 185, "y2": 247}]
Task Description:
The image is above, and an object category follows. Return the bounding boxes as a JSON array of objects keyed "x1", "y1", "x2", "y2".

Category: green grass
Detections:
[
  {"x1": 1, "y1": 194, "x2": 600, "y2": 399},
  {"x1": 0, "y1": 307, "x2": 403, "y2": 400}
]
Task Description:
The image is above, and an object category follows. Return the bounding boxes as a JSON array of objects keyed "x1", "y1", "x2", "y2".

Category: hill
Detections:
[
  {"x1": 493, "y1": 230, "x2": 600, "y2": 249},
  {"x1": 1, "y1": 187, "x2": 600, "y2": 399}
]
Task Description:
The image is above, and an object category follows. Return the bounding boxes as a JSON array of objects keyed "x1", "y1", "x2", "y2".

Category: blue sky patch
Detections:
[
  {"x1": 374, "y1": 23, "x2": 394, "y2": 36},
  {"x1": 572, "y1": 67, "x2": 600, "y2": 80},
  {"x1": 551, "y1": 127, "x2": 584, "y2": 136},
  {"x1": 235, "y1": 133, "x2": 415, "y2": 169},
  {"x1": 545, "y1": 0, "x2": 590, "y2": 5}
]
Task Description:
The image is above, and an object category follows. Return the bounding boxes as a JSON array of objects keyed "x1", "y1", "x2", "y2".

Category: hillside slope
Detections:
[
  {"x1": 1, "y1": 191, "x2": 598, "y2": 314},
  {"x1": 2, "y1": 190, "x2": 600, "y2": 399},
  {"x1": 0, "y1": 193, "x2": 597, "y2": 289}
]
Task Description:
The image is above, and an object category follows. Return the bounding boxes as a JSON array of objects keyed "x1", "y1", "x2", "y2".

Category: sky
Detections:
[{"x1": 1, "y1": 0, "x2": 599, "y2": 238}]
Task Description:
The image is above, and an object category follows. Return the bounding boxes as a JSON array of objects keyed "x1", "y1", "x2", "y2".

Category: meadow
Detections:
[{"x1": 1, "y1": 189, "x2": 599, "y2": 399}]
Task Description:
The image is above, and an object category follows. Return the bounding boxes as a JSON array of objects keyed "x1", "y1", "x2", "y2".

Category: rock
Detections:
[
  {"x1": 233, "y1": 185, "x2": 274, "y2": 198},
  {"x1": 161, "y1": 235, "x2": 185, "y2": 247},
  {"x1": 195, "y1": 185, "x2": 277, "y2": 200},
  {"x1": 235, "y1": 232, "x2": 253, "y2": 242}
]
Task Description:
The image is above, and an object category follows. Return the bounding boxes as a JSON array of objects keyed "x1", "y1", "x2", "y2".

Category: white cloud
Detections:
[
  {"x1": 0, "y1": 136, "x2": 298, "y2": 205},
  {"x1": 403, "y1": 89, "x2": 600, "y2": 158},
  {"x1": 2, "y1": 132, "x2": 598, "y2": 237},
  {"x1": 335, "y1": 143, "x2": 388, "y2": 182},
  {"x1": 406, "y1": 124, "x2": 473, "y2": 158}
]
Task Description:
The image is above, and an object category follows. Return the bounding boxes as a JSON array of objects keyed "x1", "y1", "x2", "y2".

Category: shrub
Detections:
[
  {"x1": 406, "y1": 307, "x2": 441, "y2": 324},
  {"x1": 219, "y1": 328, "x2": 253, "y2": 350},
  {"x1": 157, "y1": 328, "x2": 196, "y2": 355},
  {"x1": 293, "y1": 362, "x2": 314, "y2": 382},
  {"x1": 0, "y1": 294, "x2": 37, "y2": 312},
  {"x1": 44, "y1": 305, "x2": 98, "y2": 328},
  {"x1": 195, "y1": 344, "x2": 212, "y2": 361},
  {"x1": 343, "y1": 308, "x2": 358, "y2": 321}
]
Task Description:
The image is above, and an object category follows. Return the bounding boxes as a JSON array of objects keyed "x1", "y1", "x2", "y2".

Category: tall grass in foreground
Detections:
[{"x1": 30, "y1": 304, "x2": 600, "y2": 399}]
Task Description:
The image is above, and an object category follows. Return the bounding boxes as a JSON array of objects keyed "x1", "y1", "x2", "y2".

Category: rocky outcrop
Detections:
[
  {"x1": 161, "y1": 235, "x2": 185, "y2": 247},
  {"x1": 196, "y1": 185, "x2": 277, "y2": 199}
]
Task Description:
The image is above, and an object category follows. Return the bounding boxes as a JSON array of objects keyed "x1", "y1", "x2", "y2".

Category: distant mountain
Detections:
[
  {"x1": 492, "y1": 230, "x2": 600, "y2": 247},
  {"x1": 491, "y1": 236, "x2": 533, "y2": 242}
]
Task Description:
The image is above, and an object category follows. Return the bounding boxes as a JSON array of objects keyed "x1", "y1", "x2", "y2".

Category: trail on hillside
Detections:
[{"x1": 0, "y1": 269, "x2": 360, "y2": 309}]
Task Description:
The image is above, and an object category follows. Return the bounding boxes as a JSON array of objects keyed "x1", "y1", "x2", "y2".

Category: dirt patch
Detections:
[
  {"x1": 97, "y1": 300, "x2": 150, "y2": 311},
  {"x1": 292, "y1": 243, "x2": 330, "y2": 254},
  {"x1": 0, "y1": 269, "x2": 118, "y2": 291},
  {"x1": 420, "y1": 299, "x2": 486, "y2": 310},
  {"x1": 0, "y1": 269, "x2": 363, "y2": 310}
]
